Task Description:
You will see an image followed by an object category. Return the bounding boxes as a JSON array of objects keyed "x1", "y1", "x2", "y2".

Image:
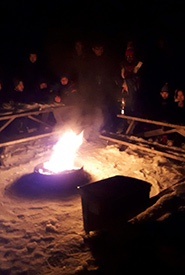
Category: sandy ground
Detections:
[{"x1": 0, "y1": 134, "x2": 185, "y2": 274}]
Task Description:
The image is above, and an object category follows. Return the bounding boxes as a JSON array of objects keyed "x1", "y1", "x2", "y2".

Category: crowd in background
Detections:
[{"x1": 0, "y1": 33, "x2": 185, "y2": 138}]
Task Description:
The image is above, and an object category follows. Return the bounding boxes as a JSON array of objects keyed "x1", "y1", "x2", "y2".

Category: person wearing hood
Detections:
[
  {"x1": 155, "y1": 82, "x2": 174, "y2": 122},
  {"x1": 51, "y1": 74, "x2": 80, "y2": 105},
  {"x1": 51, "y1": 73, "x2": 82, "y2": 129},
  {"x1": 21, "y1": 49, "x2": 47, "y2": 99},
  {"x1": 173, "y1": 88, "x2": 185, "y2": 125},
  {"x1": 34, "y1": 75, "x2": 52, "y2": 104},
  {"x1": 120, "y1": 45, "x2": 143, "y2": 115},
  {"x1": 8, "y1": 77, "x2": 28, "y2": 104}
]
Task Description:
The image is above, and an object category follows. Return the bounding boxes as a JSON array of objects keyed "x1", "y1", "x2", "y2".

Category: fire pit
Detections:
[
  {"x1": 6, "y1": 131, "x2": 90, "y2": 199},
  {"x1": 34, "y1": 162, "x2": 83, "y2": 177},
  {"x1": 34, "y1": 163, "x2": 83, "y2": 180},
  {"x1": 32, "y1": 130, "x2": 88, "y2": 191},
  {"x1": 33, "y1": 162, "x2": 85, "y2": 190},
  {"x1": 34, "y1": 130, "x2": 84, "y2": 175}
]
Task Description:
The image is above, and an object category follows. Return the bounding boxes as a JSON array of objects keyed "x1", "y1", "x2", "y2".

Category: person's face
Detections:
[
  {"x1": 126, "y1": 54, "x2": 134, "y2": 63},
  {"x1": 16, "y1": 81, "x2": 24, "y2": 92},
  {"x1": 40, "y1": 83, "x2": 47, "y2": 89},
  {"x1": 29, "y1": 53, "x2": 37, "y2": 63},
  {"x1": 160, "y1": 91, "x2": 169, "y2": 100},
  {"x1": 92, "y1": 46, "x2": 104, "y2": 56},
  {"x1": 177, "y1": 90, "x2": 184, "y2": 102},
  {"x1": 60, "y1": 77, "x2": 69, "y2": 85}
]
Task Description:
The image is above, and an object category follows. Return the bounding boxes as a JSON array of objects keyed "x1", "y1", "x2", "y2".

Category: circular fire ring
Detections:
[{"x1": 34, "y1": 163, "x2": 84, "y2": 178}]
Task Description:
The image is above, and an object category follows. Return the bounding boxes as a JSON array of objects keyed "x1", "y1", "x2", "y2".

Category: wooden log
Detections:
[
  {"x1": 177, "y1": 129, "x2": 185, "y2": 137},
  {"x1": 117, "y1": 114, "x2": 185, "y2": 130},
  {"x1": 143, "y1": 128, "x2": 177, "y2": 138},
  {"x1": 28, "y1": 115, "x2": 53, "y2": 128},
  {"x1": 0, "y1": 104, "x2": 67, "y2": 134},
  {"x1": 0, "y1": 118, "x2": 15, "y2": 132},
  {"x1": 99, "y1": 134, "x2": 185, "y2": 162},
  {"x1": 0, "y1": 104, "x2": 65, "y2": 121},
  {"x1": 0, "y1": 130, "x2": 63, "y2": 148},
  {"x1": 125, "y1": 120, "x2": 136, "y2": 135},
  {"x1": 121, "y1": 133, "x2": 185, "y2": 154}
]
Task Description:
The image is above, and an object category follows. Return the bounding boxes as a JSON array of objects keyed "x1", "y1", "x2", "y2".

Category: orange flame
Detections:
[{"x1": 43, "y1": 130, "x2": 83, "y2": 173}]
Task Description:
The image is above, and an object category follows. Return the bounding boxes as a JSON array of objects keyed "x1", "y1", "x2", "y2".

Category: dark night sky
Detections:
[{"x1": 0, "y1": 0, "x2": 185, "y2": 65}]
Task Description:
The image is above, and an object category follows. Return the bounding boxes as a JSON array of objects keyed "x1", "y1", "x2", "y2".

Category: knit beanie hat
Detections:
[
  {"x1": 125, "y1": 48, "x2": 134, "y2": 57},
  {"x1": 161, "y1": 82, "x2": 169, "y2": 93}
]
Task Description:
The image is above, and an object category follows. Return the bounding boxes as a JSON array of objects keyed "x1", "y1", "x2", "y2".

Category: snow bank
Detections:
[{"x1": 0, "y1": 136, "x2": 185, "y2": 274}]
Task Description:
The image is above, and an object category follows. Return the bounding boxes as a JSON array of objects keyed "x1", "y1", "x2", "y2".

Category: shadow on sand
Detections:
[{"x1": 5, "y1": 169, "x2": 92, "y2": 200}]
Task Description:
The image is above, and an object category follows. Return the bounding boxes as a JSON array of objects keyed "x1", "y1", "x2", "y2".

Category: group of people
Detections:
[
  {"x1": 119, "y1": 40, "x2": 185, "y2": 127},
  {"x1": 154, "y1": 83, "x2": 185, "y2": 125},
  {"x1": 0, "y1": 51, "x2": 80, "y2": 108},
  {"x1": 0, "y1": 36, "x2": 185, "y2": 138},
  {"x1": 0, "y1": 39, "x2": 121, "y2": 135}
]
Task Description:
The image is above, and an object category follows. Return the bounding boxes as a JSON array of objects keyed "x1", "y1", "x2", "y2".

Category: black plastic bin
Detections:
[{"x1": 78, "y1": 175, "x2": 151, "y2": 233}]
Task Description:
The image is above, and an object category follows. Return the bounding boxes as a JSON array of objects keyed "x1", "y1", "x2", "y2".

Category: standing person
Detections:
[
  {"x1": 21, "y1": 49, "x2": 46, "y2": 99},
  {"x1": 86, "y1": 41, "x2": 112, "y2": 104},
  {"x1": 67, "y1": 39, "x2": 87, "y2": 86},
  {"x1": 120, "y1": 45, "x2": 143, "y2": 115},
  {"x1": 154, "y1": 82, "x2": 174, "y2": 122},
  {"x1": 84, "y1": 40, "x2": 118, "y2": 133}
]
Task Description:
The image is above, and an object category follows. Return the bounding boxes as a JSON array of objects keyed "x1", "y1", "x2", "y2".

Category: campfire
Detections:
[{"x1": 34, "y1": 130, "x2": 83, "y2": 176}]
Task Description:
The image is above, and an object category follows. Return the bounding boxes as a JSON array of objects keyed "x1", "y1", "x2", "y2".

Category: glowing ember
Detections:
[{"x1": 43, "y1": 130, "x2": 83, "y2": 174}]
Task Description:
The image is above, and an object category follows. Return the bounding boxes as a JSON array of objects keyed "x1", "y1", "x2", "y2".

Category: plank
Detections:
[
  {"x1": 143, "y1": 128, "x2": 177, "y2": 138},
  {"x1": 0, "y1": 104, "x2": 65, "y2": 121},
  {"x1": 28, "y1": 115, "x2": 53, "y2": 128},
  {"x1": 0, "y1": 130, "x2": 63, "y2": 148},
  {"x1": 99, "y1": 133, "x2": 185, "y2": 162},
  {"x1": 117, "y1": 114, "x2": 185, "y2": 130},
  {"x1": 0, "y1": 118, "x2": 15, "y2": 132}
]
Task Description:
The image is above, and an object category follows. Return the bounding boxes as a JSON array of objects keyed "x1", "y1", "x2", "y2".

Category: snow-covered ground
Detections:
[{"x1": 0, "y1": 134, "x2": 185, "y2": 274}]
